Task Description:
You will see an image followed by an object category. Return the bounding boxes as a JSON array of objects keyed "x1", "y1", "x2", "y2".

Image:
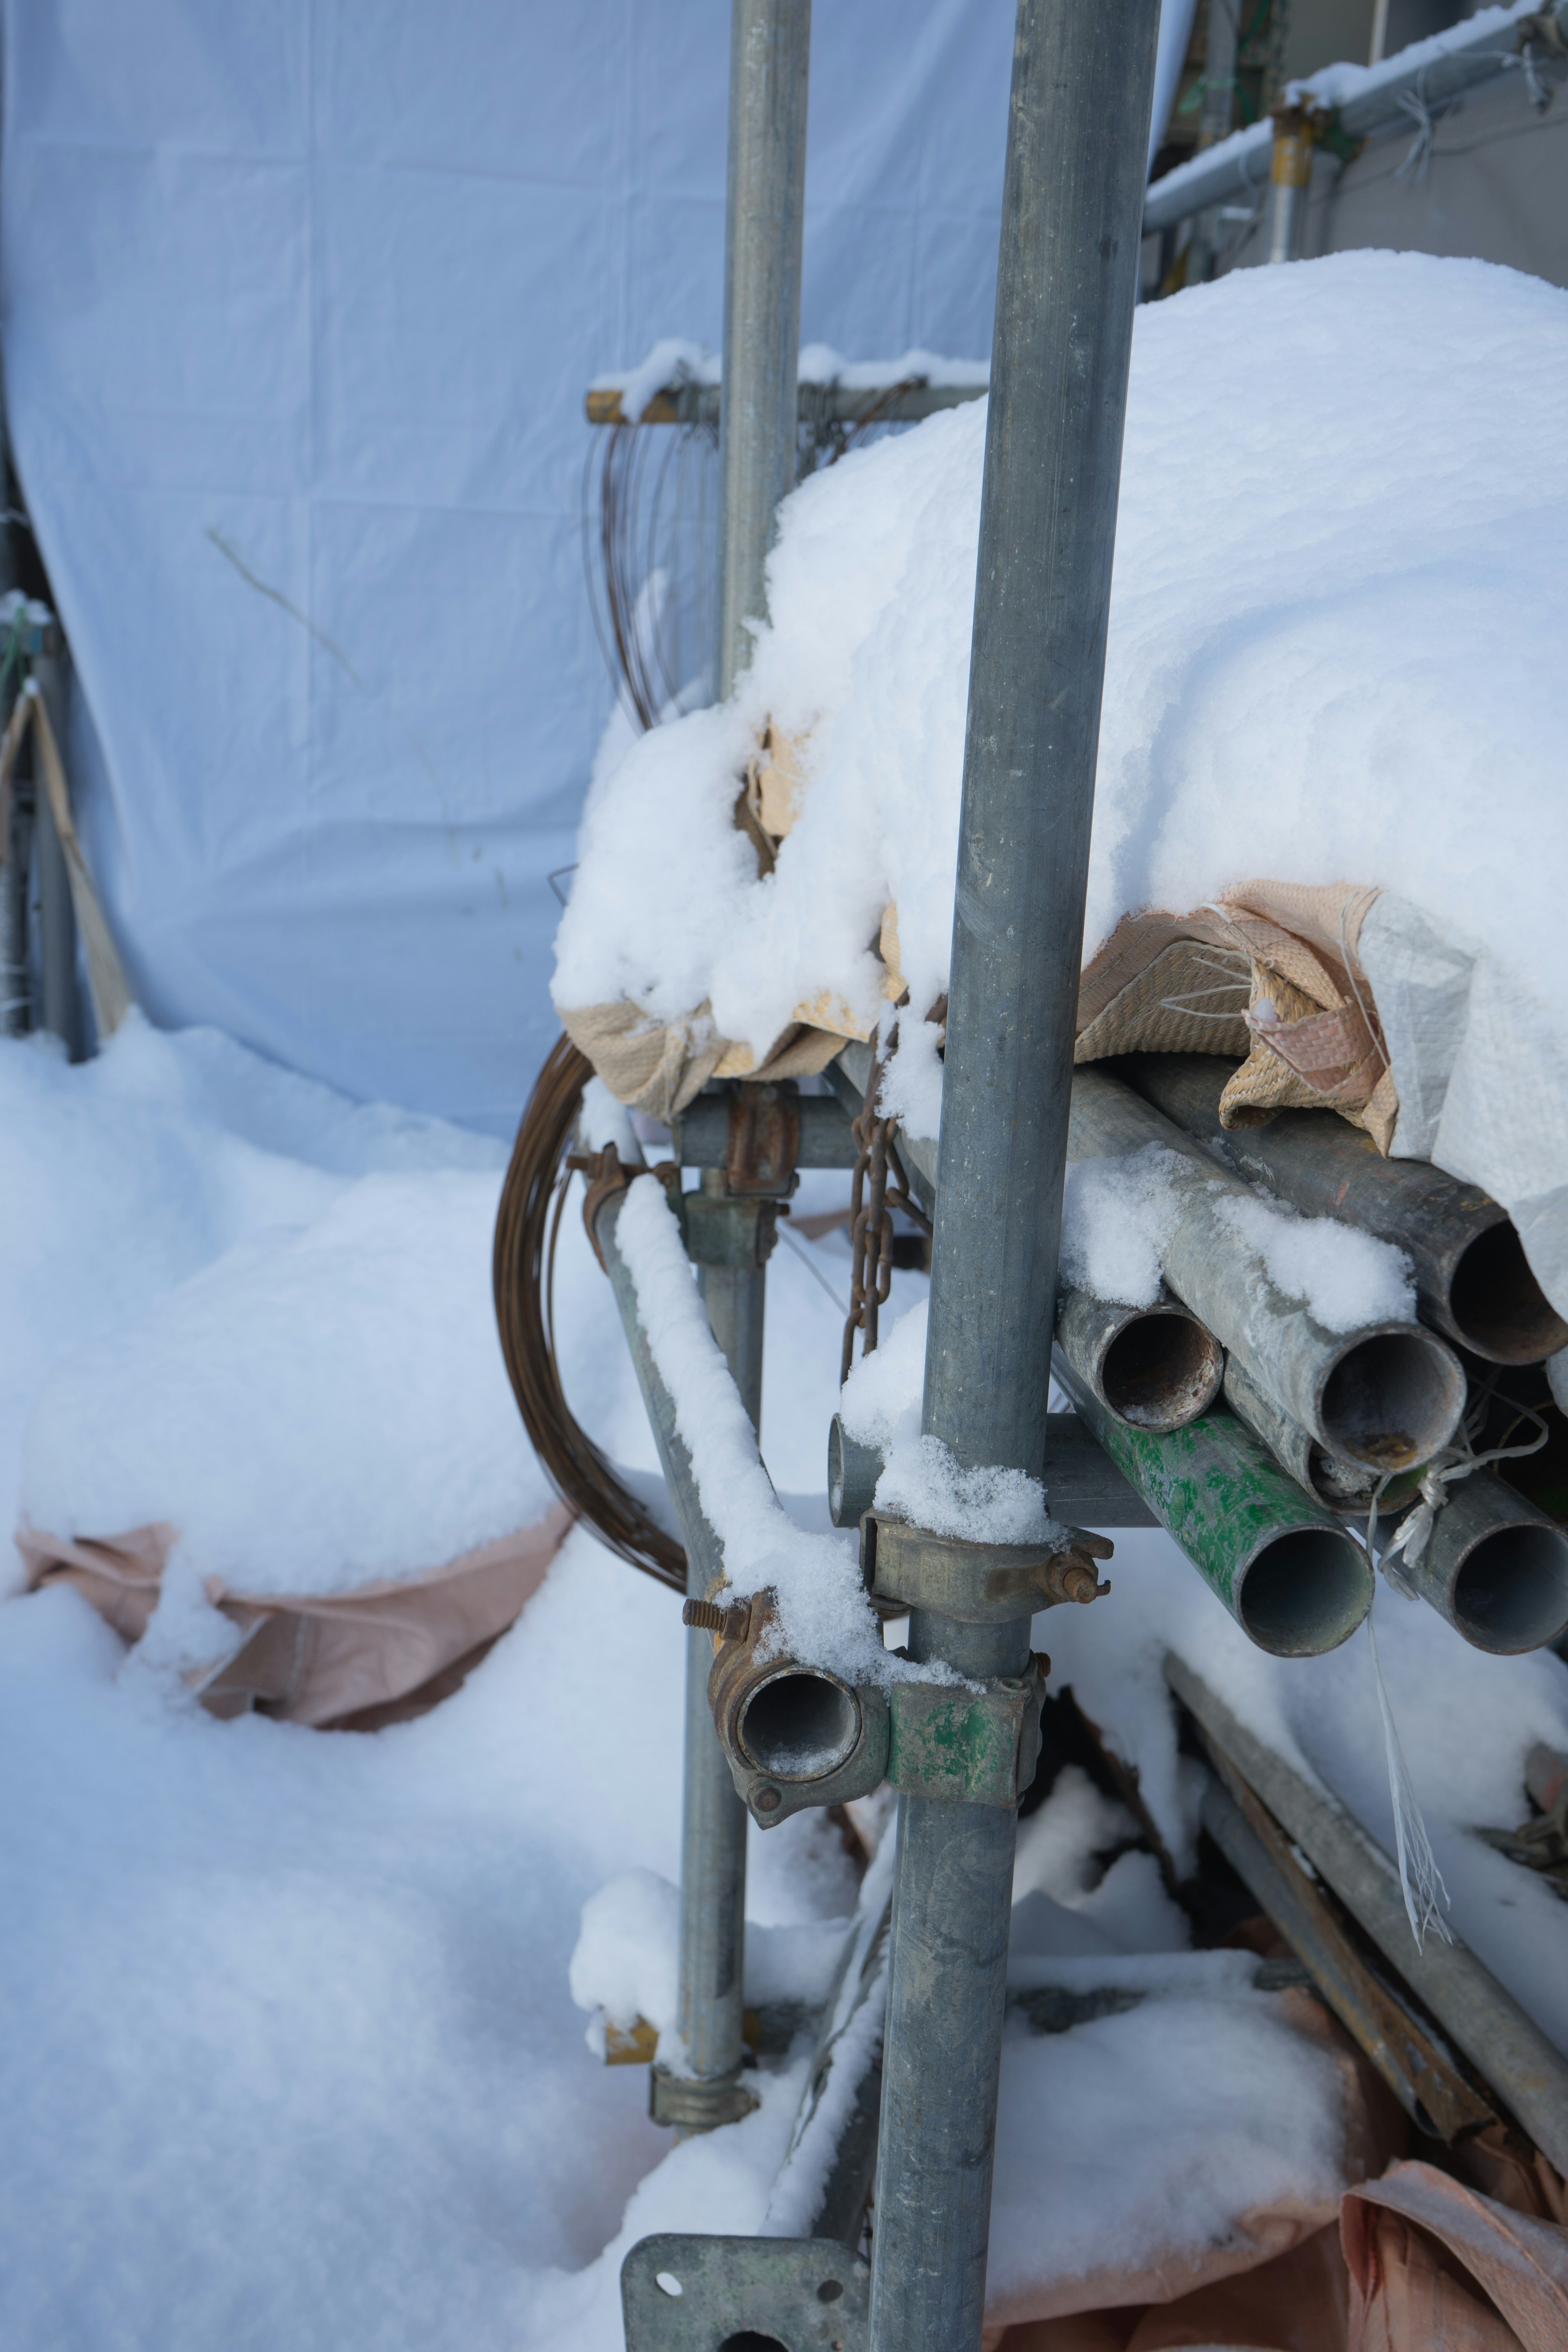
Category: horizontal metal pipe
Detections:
[
  {"x1": 1054, "y1": 1354, "x2": 1372, "y2": 1655},
  {"x1": 1142, "y1": 0, "x2": 1568, "y2": 235},
  {"x1": 827, "y1": 1410, "x2": 1158, "y2": 1531},
  {"x1": 1069, "y1": 1067, "x2": 1466, "y2": 1472},
  {"x1": 1123, "y1": 1054, "x2": 1568, "y2": 1367},
  {"x1": 673, "y1": 1091, "x2": 858, "y2": 1169},
  {"x1": 1056, "y1": 1283, "x2": 1223, "y2": 1434},
  {"x1": 586, "y1": 379, "x2": 987, "y2": 428},
  {"x1": 1223, "y1": 1355, "x2": 1423, "y2": 1524},
  {"x1": 1200, "y1": 1775, "x2": 1499, "y2": 2143},
  {"x1": 1391, "y1": 1471, "x2": 1568, "y2": 1655},
  {"x1": 1167, "y1": 1649, "x2": 1568, "y2": 2179}
]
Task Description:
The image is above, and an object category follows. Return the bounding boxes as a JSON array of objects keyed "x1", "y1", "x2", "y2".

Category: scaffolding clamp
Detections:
[
  {"x1": 859, "y1": 1512, "x2": 1111, "y2": 1625},
  {"x1": 886, "y1": 1668, "x2": 1047, "y2": 1811}
]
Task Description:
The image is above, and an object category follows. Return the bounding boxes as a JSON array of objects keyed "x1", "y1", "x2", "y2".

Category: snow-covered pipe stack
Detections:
[
  {"x1": 1123, "y1": 1056, "x2": 1568, "y2": 1367},
  {"x1": 1067, "y1": 1067, "x2": 1467, "y2": 1472}
]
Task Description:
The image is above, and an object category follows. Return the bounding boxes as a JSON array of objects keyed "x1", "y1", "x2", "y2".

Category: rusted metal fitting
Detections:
[
  {"x1": 572, "y1": 1141, "x2": 637, "y2": 1272},
  {"x1": 1268, "y1": 97, "x2": 1328, "y2": 189},
  {"x1": 725, "y1": 1080, "x2": 801, "y2": 1196},
  {"x1": 682, "y1": 1594, "x2": 755, "y2": 1643},
  {"x1": 859, "y1": 1512, "x2": 1112, "y2": 1625},
  {"x1": 704, "y1": 1589, "x2": 889, "y2": 1829}
]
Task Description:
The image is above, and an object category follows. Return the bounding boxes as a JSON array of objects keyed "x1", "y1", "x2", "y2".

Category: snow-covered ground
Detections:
[{"x1": 4, "y1": 1013, "x2": 1564, "y2": 2347}]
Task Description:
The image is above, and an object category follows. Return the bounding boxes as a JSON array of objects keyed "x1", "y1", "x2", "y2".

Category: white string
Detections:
[{"x1": 1365, "y1": 1586, "x2": 1453, "y2": 1950}]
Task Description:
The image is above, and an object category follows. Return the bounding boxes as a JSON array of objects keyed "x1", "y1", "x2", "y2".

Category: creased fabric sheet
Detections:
[{"x1": 17, "y1": 1506, "x2": 573, "y2": 1727}]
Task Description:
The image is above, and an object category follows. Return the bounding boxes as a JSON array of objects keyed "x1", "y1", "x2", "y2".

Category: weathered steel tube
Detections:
[
  {"x1": 1069, "y1": 1067, "x2": 1466, "y2": 1472},
  {"x1": 1054, "y1": 1354, "x2": 1372, "y2": 1655},
  {"x1": 674, "y1": 1090, "x2": 857, "y2": 1170},
  {"x1": 868, "y1": 0, "x2": 1163, "y2": 2337},
  {"x1": 1167, "y1": 1651, "x2": 1568, "y2": 2179},
  {"x1": 1124, "y1": 1054, "x2": 1568, "y2": 1368},
  {"x1": 594, "y1": 1185, "x2": 753, "y2": 2132},
  {"x1": 1390, "y1": 1473, "x2": 1568, "y2": 1656},
  {"x1": 1056, "y1": 1283, "x2": 1223, "y2": 1434},
  {"x1": 1223, "y1": 1355, "x2": 1423, "y2": 1525},
  {"x1": 716, "y1": 0, "x2": 811, "y2": 699}
]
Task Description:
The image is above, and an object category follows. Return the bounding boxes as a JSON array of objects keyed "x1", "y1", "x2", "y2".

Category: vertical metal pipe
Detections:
[
  {"x1": 1266, "y1": 107, "x2": 1314, "y2": 265},
  {"x1": 716, "y1": 0, "x2": 811, "y2": 700},
  {"x1": 668, "y1": 1240, "x2": 766, "y2": 2134},
  {"x1": 870, "y1": 3, "x2": 1161, "y2": 2345},
  {"x1": 31, "y1": 653, "x2": 79, "y2": 1057},
  {"x1": 1188, "y1": 0, "x2": 1239, "y2": 281}
]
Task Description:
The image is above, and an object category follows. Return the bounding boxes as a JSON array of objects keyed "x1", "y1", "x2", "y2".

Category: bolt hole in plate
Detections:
[{"x1": 621, "y1": 2234, "x2": 870, "y2": 2352}]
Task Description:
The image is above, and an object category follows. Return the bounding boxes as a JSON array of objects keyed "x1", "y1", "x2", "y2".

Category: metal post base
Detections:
[
  {"x1": 622, "y1": 2233, "x2": 868, "y2": 2352},
  {"x1": 648, "y1": 2063, "x2": 756, "y2": 2133}
]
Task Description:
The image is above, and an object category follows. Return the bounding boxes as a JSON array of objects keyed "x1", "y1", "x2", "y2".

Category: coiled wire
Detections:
[{"x1": 492, "y1": 1034, "x2": 686, "y2": 1592}]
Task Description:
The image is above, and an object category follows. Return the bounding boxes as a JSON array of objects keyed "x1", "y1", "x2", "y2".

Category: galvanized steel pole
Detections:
[
  {"x1": 716, "y1": 0, "x2": 810, "y2": 699},
  {"x1": 867, "y1": 4, "x2": 1161, "y2": 2346},
  {"x1": 659, "y1": 0, "x2": 810, "y2": 2133}
]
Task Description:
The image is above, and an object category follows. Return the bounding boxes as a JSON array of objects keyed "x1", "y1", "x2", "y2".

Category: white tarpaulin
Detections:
[{"x1": 0, "y1": 0, "x2": 1192, "y2": 1129}]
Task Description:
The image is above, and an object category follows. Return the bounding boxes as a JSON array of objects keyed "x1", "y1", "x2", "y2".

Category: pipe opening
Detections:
[
  {"x1": 1100, "y1": 1308, "x2": 1223, "y2": 1432},
  {"x1": 1452, "y1": 1522, "x2": 1568, "y2": 1653},
  {"x1": 1448, "y1": 1222, "x2": 1568, "y2": 1366},
  {"x1": 1319, "y1": 1329, "x2": 1464, "y2": 1471},
  {"x1": 1237, "y1": 1527, "x2": 1371, "y2": 1656},
  {"x1": 739, "y1": 1669, "x2": 860, "y2": 1781}
]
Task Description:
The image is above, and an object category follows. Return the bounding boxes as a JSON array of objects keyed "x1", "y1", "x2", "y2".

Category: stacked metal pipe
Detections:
[{"x1": 1049, "y1": 1055, "x2": 1568, "y2": 1659}]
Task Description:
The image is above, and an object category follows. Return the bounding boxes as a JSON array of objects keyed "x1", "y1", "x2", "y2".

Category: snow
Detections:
[
  {"x1": 1060, "y1": 1146, "x2": 1186, "y2": 1310},
  {"x1": 1212, "y1": 1191, "x2": 1415, "y2": 1333},
  {"x1": 3, "y1": 1014, "x2": 1565, "y2": 2348},
  {"x1": 614, "y1": 1172, "x2": 945, "y2": 1685},
  {"x1": 872, "y1": 1429, "x2": 1064, "y2": 1548},
  {"x1": 556, "y1": 254, "x2": 1568, "y2": 1188},
  {"x1": 590, "y1": 338, "x2": 991, "y2": 424}
]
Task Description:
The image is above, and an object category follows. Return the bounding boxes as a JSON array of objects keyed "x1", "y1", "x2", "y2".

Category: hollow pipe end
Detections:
[
  {"x1": 1317, "y1": 1321, "x2": 1467, "y2": 1473},
  {"x1": 1234, "y1": 1523, "x2": 1373, "y2": 1656}
]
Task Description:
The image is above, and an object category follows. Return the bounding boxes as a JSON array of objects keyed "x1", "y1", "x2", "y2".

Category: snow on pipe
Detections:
[
  {"x1": 1142, "y1": 0, "x2": 1568, "y2": 236},
  {"x1": 1052, "y1": 1351, "x2": 1372, "y2": 1656},
  {"x1": 1069, "y1": 1067, "x2": 1467, "y2": 1473},
  {"x1": 826, "y1": 1411, "x2": 1160, "y2": 1531},
  {"x1": 1167, "y1": 1650, "x2": 1568, "y2": 2179},
  {"x1": 1385, "y1": 1472, "x2": 1568, "y2": 1655},
  {"x1": 1056, "y1": 1283, "x2": 1223, "y2": 1434},
  {"x1": 1122, "y1": 1054, "x2": 1568, "y2": 1368},
  {"x1": 593, "y1": 1186, "x2": 752, "y2": 2114}
]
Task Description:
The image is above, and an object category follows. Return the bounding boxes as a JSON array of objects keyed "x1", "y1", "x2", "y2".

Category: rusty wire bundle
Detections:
[{"x1": 492, "y1": 1033, "x2": 686, "y2": 1592}]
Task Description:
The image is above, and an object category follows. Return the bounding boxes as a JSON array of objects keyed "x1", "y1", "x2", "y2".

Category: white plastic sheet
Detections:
[{"x1": 0, "y1": 0, "x2": 1187, "y2": 1127}]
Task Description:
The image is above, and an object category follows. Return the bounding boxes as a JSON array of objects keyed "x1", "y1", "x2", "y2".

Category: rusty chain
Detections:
[{"x1": 840, "y1": 1031, "x2": 933, "y2": 1383}]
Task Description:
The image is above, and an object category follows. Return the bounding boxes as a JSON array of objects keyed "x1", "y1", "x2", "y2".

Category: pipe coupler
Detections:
[{"x1": 698, "y1": 1589, "x2": 891, "y2": 1828}]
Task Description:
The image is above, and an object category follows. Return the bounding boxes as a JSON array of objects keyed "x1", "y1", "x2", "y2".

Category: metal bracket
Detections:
[
  {"x1": 723, "y1": 1677, "x2": 890, "y2": 1830},
  {"x1": 621, "y1": 2232, "x2": 868, "y2": 2352},
  {"x1": 887, "y1": 1666, "x2": 1044, "y2": 1808},
  {"x1": 726, "y1": 1079, "x2": 802, "y2": 1195},
  {"x1": 860, "y1": 1511, "x2": 1110, "y2": 1624},
  {"x1": 648, "y1": 2065, "x2": 757, "y2": 2132}
]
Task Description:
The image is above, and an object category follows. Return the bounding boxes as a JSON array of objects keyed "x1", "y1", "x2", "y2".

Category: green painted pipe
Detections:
[{"x1": 1052, "y1": 1354, "x2": 1372, "y2": 1656}]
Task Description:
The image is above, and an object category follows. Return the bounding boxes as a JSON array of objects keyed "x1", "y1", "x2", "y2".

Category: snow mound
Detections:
[{"x1": 556, "y1": 253, "x2": 1568, "y2": 1104}]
